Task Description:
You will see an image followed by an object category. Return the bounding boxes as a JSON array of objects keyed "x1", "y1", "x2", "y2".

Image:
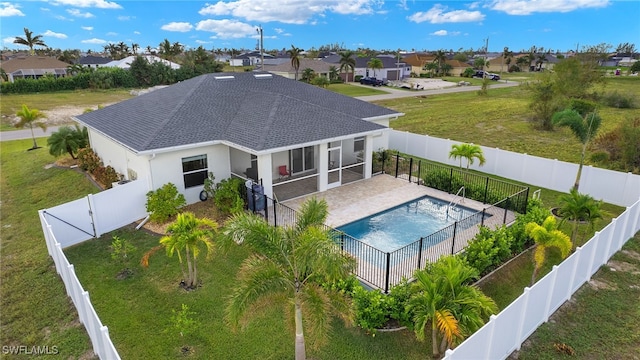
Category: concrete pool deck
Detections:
[{"x1": 282, "y1": 174, "x2": 491, "y2": 228}]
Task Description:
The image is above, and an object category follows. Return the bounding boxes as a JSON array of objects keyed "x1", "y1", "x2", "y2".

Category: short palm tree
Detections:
[
  {"x1": 338, "y1": 50, "x2": 356, "y2": 82},
  {"x1": 552, "y1": 105, "x2": 602, "y2": 191},
  {"x1": 408, "y1": 256, "x2": 497, "y2": 358},
  {"x1": 557, "y1": 189, "x2": 604, "y2": 242},
  {"x1": 433, "y1": 49, "x2": 447, "y2": 76},
  {"x1": 223, "y1": 198, "x2": 355, "y2": 360},
  {"x1": 46, "y1": 125, "x2": 88, "y2": 159},
  {"x1": 525, "y1": 216, "x2": 572, "y2": 286},
  {"x1": 142, "y1": 212, "x2": 217, "y2": 289},
  {"x1": 13, "y1": 27, "x2": 47, "y2": 55},
  {"x1": 449, "y1": 143, "x2": 486, "y2": 169},
  {"x1": 288, "y1": 45, "x2": 303, "y2": 80},
  {"x1": 15, "y1": 104, "x2": 47, "y2": 150},
  {"x1": 301, "y1": 68, "x2": 315, "y2": 83},
  {"x1": 367, "y1": 57, "x2": 383, "y2": 78}
]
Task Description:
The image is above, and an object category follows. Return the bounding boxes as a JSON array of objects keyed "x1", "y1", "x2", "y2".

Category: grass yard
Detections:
[
  {"x1": 325, "y1": 83, "x2": 389, "y2": 97},
  {"x1": 0, "y1": 89, "x2": 133, "y2": 131},
  {"x1": 0, "y1": 139, "x2": 100, "y2": 358},
  {"x1": 378, "y1": 77, "x2": 640, "y2": 165},
  {"x1": 513, "y1": 232, "x2": 640, "y2": 359}
]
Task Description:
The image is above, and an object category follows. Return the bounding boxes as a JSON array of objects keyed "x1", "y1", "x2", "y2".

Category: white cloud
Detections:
[
  {"x1": 41, "y1": 7, "x2": 50, "y2": 11},
  {"x1": 3, "y1": 36, "x2": 17, "y2": 44},
  {"x1": 431, "y1": 30, "x2": 448, "y2": 36},
  {"x1": 51, "y1": 0, "x2": 121, "y2": 9},
  {"x1": 81, "y1": 26, "x2": 93, "y2": 30},
  {"x1": 106, "y1": 31, "x2": 117, "y2": 36},
  {"x1": 0, "y1": 2, "x2": 25, "y2": 16},
  {"x1": 133, "y1": 31, "x2": 140, "y2": 35},
  {"x1": 195, "y1": 39, "x2": 212, "y2": 44},
  {"x1": 161, "y1": 22, "x2": 193, "y2": 32},
  {"x1": 81, "y1": 37, "x2": 107, "y2": 44},
  {"x1": 490, "y1": 0, "x2": 609, "y2": 15},
  {"x1": 67, "y1": 8, "x2": 94, "y2": 18},
  {"x1": 196, "y1": 19, "x2": 256, "y2": 39},
  {"x1": 398, "y1": 0, "x2": 408, "y2": 11},
  {"x1": 274, "y1": 28, "x2": 284, "y2": 34},
  {"x1": 43, "y1": 30, "x2": 68, "y2": 39},
  {"x1": 408, "y1": 4, "x2": 484, "y2": 23},
  {"x1": 198, "y1": 0, "x2": 382, "y2": 24},
  {"x1": 118, "y1": 15, "x2": 133, "y2": 21}
]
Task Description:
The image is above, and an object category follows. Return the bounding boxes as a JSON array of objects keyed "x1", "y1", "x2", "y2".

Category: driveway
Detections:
[{"x1": 355, "y1": 80, "x2": 519, "y2": 102}]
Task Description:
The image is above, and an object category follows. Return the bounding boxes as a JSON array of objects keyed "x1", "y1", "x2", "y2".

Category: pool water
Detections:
[{"x1": 337, "y1": 196, "x2": 478, "y2": 253}]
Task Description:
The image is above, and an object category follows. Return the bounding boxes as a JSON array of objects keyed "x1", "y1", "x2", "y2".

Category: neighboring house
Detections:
[
  {"x1": 265, "y1": 58, "x2": 333, "y2": 80},
  {"x1": 77, "y1": 55, "x2": 112, "y2": 69},
  {"x1": 0, "y1": 56, "x2": 69, "y2": 82},
  {"x1": 402, "y1": 53, "x2": 435, "y2": 75},
  {"x1": 229, "y1": 51, "x2": 275, "y2": 67},
  {"x1": 103, "y1": 55, "x2": 181, "y2": 70},
  {"x1": 74, "y1": 72, "x2": 403, "y2": 204},
  {"x1": 323, "y1": 54, "x2": 410, "y2": 81}
]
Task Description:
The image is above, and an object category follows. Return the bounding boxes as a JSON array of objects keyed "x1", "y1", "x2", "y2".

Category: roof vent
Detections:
[
  {"x1": 214, "y1": 75, "x2": 235, "y2": 80},
  {"x1": 254, "y1": 74, "x2": 272, "y2": 79}
]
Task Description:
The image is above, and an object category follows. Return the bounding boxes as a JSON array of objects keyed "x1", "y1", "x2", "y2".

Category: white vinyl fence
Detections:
[
  {"x1": 443, "y1": 198, "x2": 640, "y2": 360},
  {"x1": 389, "y1": 130, "x2": 640, "y2": 207},
  {"x1": 39, "y1": 179, "x2": 149, "y2": 359}
]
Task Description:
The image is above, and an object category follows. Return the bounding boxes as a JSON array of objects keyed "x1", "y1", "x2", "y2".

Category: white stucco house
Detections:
[
  {"x1": 74, "y1": 72, "x2": 403, "y2": 204},
  {"x1": 103, "y1": 55, "x2": 181, "y2": 70}
]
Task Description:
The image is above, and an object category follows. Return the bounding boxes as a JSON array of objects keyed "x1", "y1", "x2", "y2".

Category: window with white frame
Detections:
[{"x1": 182, "y1": 154, "x2": 208, "y2": 188}]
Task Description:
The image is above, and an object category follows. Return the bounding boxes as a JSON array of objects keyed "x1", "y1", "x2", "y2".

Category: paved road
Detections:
[
  {"x1": 355, "y1": 80, "x2": 519, "y2": 102},
  {"x1": 1, "y1": 80, "x2": 519, "y2": 141},
  {"x1": 0, "y1": 126, "x2": 64, "y2": 141}
]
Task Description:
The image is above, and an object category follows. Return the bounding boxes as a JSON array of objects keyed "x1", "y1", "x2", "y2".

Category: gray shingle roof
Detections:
[{"x1": 76, "y1": 72, "x2": 400, "y2": 153}]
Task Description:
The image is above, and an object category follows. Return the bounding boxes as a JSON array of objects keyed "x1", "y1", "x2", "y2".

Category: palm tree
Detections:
[
  {"x1": 502, "y1": 47, "x2": 513, "y2": 73},
  {"x1": 328, "y1": 65, "x2": 339, "y2": 82},
  {"x1": 142, "y1": 212, "x2": 217, "y2": 289},
  {"x1": 13, "y1": 27, "x2": 47, "y2": 55},
  {"x1": 525, "y1": 216, "x2": 572, "y2": 286},
  {"x1": 338, "y1": 50, "x2": 356, "y2": 82},
  {"x1": 367, "y1": 57, "x2": 383, "y2": 77},
  {"x1": 433, "y1": 49, "x2": 447, "y2": 76},
  {"x1": 46, "y1": 125, "x2": 88, "y2": 159},
  {"x1": 223, "y1": 198, "x2": 355, "y2": 360},
  {"x1": 557, "y1": 189, "x2": 604, "y2": 242},
  {"x1": 301, "y1": 68, "x2": 315, "y2": 83},
  {"x1": 552, "y1": 105, "x2": 602, "y2": 191},
  {"x1": 535, "y1": 52, "x2": 549, "y2": 71},
  {"x1": 287, "y1": 44, "x2": 303, "y2": 80},
  {"x1": 408, "y1": 256, "x2": 497, "y2": 358},
  {"x1": 423, "y1": 62, "x2": 438, "y2": 77},
  {"x1": 516, "y1": 56, "x2": 529, "y2": 72},
  {"x1": 15, "y1": 104, "x2": 46, "y2": 150},
  {"x1": 159, "y1": 39, "x2": 173, "y2": 61},
  {"x1": 448, "y1": 143, "x2": 486, "y2": 169}
]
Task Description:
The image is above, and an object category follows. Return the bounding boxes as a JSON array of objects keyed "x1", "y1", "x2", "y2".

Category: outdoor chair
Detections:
[{"x1": 278, "y1": 165, "x2": 290, "y2": 179}]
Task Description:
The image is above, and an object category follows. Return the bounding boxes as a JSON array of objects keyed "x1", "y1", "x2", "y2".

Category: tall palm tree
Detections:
[
  {"x1": 367, "y1": 57, "x2": 383, "y2": 77},
  {"x1": 328, "y1": 65, "x2": 339, "y2": 82},
  {"x1": 287, "y1": 45, "x2": 303, "y2": 80},
  {"x1": 535, "y1": 52, "x2": 549, "y2": 71},
  {"x1": 13, "y1": 27, "x2": 47, "y2": 55},
  {"x1": 552, "y1": 105, "x2": 602, "y2": 191},
  {"x1": 338, "y1": 50, "x2": 356, "y2": 82},
  {"x1": 448, "y1": 143, "x2": 486, "y2": 169},
  {"x1": 46, "y1": 125, "x2": 88, "y2": 159},
  {"x1": 159, "y1": 39, "x2": 173, "y2": 61},
  {"x1": 525, "y1": 216, "x2": 572, "y2": 286},
  {"x1": 408, "y1": 256, "x2": 497, "y2": 358},
  {"x1": 223, "y1": 198, "x2": 355, "y2": 360},
  {"x1": 557, "y1": 189, "x2": 604, "y2": 242},
  {"x1": 433, "y1": 49, "x2": 447, "y2": 76},
  {"x1": 142, "y1": 212, "x2": 217, "y2": 289},
  {"x1": 502, "y1": 47, "x2": 513, "y2": 73},
  {"x1": 15, "y1": 104, "x2": 46, "y2": 150}
]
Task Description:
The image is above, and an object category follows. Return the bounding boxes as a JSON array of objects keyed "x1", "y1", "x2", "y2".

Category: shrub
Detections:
[
  {"x1": 354, "y1": 75, "x2": 363, "y2": 82},
  {"x1": 213, "y1": 178, "x2": 245, "y2": 216},
  {"x1": 146, "y1": 183, "x2": 186, "y2": 223},
  {"x1": 352, "y1": 286, "x2": 390, "y2": 334},
  {"x1": 508, "y1": 64, "x2": 521, "y2": 73},
  {"x1": 387, "y1": 278, "x2": 414, "y2": 327},
  {"x1": 460, "y1": 226, "x2": 513, "y2": 276},
  {"x1": 508, "y1": 198, "x2": 551, "y2": 253},
  {"x1": 601, "y1": 91, "x2": 636, "y2": 109},
  {"x1": 462, "y1": 67, "x2": 475, "y2": 78},
  {"x1": 77, "y1": 147, "x2": 101, "y2": 172},
  {"x1": 93, "y1": 165, "x2": 120, "y2": 188}
]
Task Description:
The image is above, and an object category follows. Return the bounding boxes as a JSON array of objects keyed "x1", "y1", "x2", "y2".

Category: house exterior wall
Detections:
[
  {"x1": 369, "y1": 119, "x2": 390, "y2": 151},
  {"x1": 149, "y1": 145, "x2": 231, "y2": 204},
  {"x1": 88, "y1": 130, "x2": 150, "y2": 184}
]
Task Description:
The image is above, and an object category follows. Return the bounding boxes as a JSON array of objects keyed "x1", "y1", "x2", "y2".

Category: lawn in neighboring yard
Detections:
[{"x1": 326, "y1": 83, "x2": 389, "y2": 97}]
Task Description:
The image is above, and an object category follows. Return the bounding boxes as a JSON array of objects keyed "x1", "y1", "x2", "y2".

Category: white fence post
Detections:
[
  {"x1": 483, "y1": 315, "x2": 498, "y2": 359},
  {"x1": 515, "y1": 287, "x2": 531, "y2": 351},
  {"x1": 544, "y1": 265, "x2": 559, "y2": 321},
  {"x1": 87, "y1": 194, "x2": 100, "y2": 238},
  {"x1": 567, "y1": 247, "x2": 582, "y2": 300},
  {"x1": 586, "y1": 231, "x2": 600, "y2": 278}
]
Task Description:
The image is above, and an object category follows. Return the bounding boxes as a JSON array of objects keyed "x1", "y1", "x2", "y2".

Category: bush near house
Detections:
[{"x1": 145, "y1": 183, "x2": 186, "y2": 224}]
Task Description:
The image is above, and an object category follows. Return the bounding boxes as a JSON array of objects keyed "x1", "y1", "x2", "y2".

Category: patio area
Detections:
[{"x1": 282, "y1": 174, "x2": 504, "y2": 228}]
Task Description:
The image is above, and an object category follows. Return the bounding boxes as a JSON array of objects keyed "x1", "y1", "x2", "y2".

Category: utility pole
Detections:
[
  {"x1": 256, "y1": 25, "x2": 264, "y2": 71},
  {"x1": 483, "y1": 37, "x2": 489, "y2": 80}
]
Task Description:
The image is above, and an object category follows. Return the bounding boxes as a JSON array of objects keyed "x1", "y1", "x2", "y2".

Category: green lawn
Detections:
[
  {"x1": 379, "y1": 77, "x2": 640, "y2": 165},
  {"x1": 326, "y1": 83, "x2": 389, "y2": 97}
]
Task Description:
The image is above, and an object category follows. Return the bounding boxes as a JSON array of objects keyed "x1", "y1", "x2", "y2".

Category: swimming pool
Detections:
[{"x1": 337, "y1": 195, "x2": 479, "y2": 253}]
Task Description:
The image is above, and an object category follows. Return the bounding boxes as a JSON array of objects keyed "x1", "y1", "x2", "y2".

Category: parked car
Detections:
[
  {"x1": 360, "y1": 77, "x2": 384, "y2": 86},
  {"x1": 473, "y1": 70, "x2": 500, "y2": 81}
]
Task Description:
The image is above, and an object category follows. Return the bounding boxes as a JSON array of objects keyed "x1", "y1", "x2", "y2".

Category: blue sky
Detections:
[{"x1": 1, "y1": 0, "x2": 639, "y2": 54}]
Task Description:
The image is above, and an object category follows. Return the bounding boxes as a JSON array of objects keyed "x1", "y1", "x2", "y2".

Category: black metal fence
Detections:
[{"x1": 245, "y1": 155, "x2": 529, "y2": 293}]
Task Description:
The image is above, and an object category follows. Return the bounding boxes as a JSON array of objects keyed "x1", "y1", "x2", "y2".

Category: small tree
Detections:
[
  {"x1": 557, "y1": 189, "x2": 604, "y2": 242},
  {"x1": 47, "y1": 125, "x2": 88, "y2": 159},
  {"x1": 525, "y1": 216, "x2": 572, "y2": 286},
  {"x1": 145, "y1": 183, "x2": 186, "y2": 223},
  {"x1": 552, "y1": 102, "x2": 602, "y2": 191},
  {"x1": 169, "y1": 303, "x2": 198, "y2": 354},
  {"x1": 15, "y1": 104, "x2": 46, "y2": 150},
  {"x1": 449, "y1": 143, "x2": 486, "y2": 169},
  {"x1": 110, "y1": 235, "x2": 137, "y2": 278}
]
